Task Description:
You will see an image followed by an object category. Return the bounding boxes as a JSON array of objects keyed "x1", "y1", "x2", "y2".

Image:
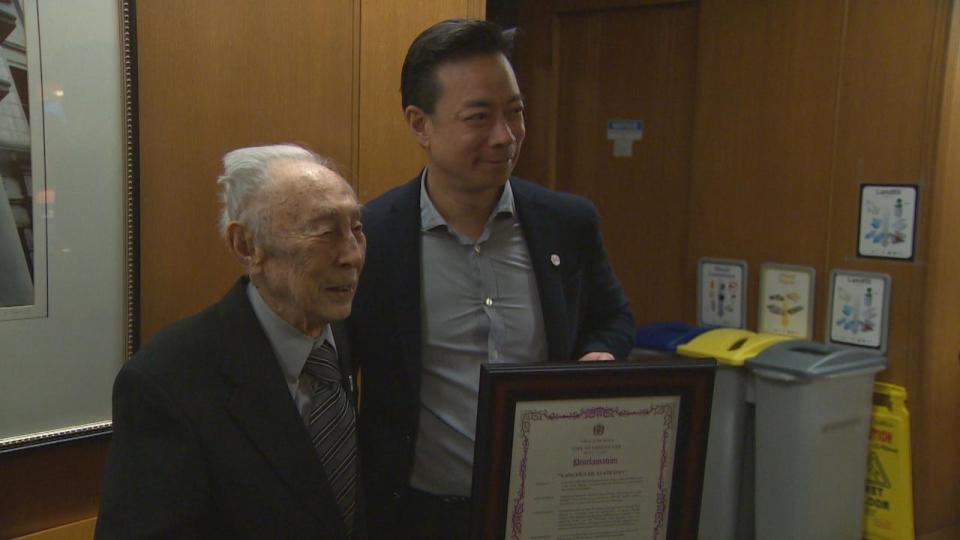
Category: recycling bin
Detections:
[
  {"x1": 748, "y1": 341, "x2": 886, "y2": 540},
  {"x1": 635, "y1": 321, "x2": 712, "y2": 352},
  {"x1": 676, "y1": 328, "x2": 796, "y2": 540}
]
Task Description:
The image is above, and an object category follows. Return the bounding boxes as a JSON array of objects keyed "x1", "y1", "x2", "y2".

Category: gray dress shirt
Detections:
[
  {"x1": 247, "y1": 282, "x2": 336, "y2": 417},
  {"x1": 409, "y1": 173, "x2": 547, "y2": 496}
]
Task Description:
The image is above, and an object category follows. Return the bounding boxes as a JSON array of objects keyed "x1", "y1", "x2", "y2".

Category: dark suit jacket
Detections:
[
  {"x1": 348, "y1": 176, "x2": 634, "y2": 533},
  {"x1": 96, "y1": 277, "x2": 365, "y2": 539}
]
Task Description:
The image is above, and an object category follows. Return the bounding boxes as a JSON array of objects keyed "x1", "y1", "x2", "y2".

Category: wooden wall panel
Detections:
[
  {"x1": 513, "y1": 0, "x2": 558, "y2": 187},
  {"x1": 357, "y1": 0, "x2": 485, "y2": 202},
  {"x1": 136, "y1": 0, "x2": 356, "y2": 341},
  {"x1": 687, "y1": 0, "x2": 846, "y2": 330},
  {"x1": 917, "y1": 2, "x2": 960, "y2": 534},
  {"x1": 0, "y1": 437, "x2": 109, "y2": 538},
  {"x1": 826, "y1": 1, "x2": 947, "y2": 386}
]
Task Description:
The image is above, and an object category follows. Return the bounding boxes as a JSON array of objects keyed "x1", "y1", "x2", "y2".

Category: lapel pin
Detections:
[{"x1": 550, "y1": 254, "x2": 561, "y2": 267}]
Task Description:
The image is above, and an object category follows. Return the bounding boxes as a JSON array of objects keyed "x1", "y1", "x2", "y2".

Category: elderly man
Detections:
[
  {"x1": 96, "y1": 145, "x2": 366, "y2": 539},
  {"x1": 349, "y1": 19, "x2": 634, "y2": 539}
]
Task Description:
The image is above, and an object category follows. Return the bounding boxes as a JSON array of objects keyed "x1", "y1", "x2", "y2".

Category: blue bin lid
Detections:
[
  {"x1": 748, "y1": 340, "x2": 887, "y2": 379},
  {"x1": 635, "y1": 322, "x2": 712, "y2": 352}
]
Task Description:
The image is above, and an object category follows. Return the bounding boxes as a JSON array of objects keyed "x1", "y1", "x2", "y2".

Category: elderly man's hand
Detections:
[{"x1": 578, "y1": 352, "x2": 614, "y2": 362}]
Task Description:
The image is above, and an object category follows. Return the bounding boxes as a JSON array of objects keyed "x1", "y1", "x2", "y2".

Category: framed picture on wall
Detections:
[
  {"x1": 0, "y1": 0, "x2": 138, "y2": 452},
  {"x1": 471, "y1": 360, "x2": 714, "y2": 540},
  {"x1": 0, "y1": 0, "x2": 48, "y2": 322}
]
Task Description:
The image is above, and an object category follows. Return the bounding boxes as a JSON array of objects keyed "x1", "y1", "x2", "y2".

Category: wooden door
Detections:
[{"x1": 515, "y1": 0, "x2": 698, "y2": 325}]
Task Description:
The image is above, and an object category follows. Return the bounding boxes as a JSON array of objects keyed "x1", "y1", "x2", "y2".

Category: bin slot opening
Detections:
[
  {"x1": 727, "y1": 337, "x2": 748, "y2": 351},
  {"x1": 787, "y1": 347, "x2": 829, "y2": 357}
]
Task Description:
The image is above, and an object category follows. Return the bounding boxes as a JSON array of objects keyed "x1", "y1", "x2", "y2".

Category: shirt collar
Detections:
[
  {"x1": 419, "y1": 168, "x2": 516, "y2": 232},
  {"x1": 246, "y1": 281, "x2": 336, "y2": 382}
]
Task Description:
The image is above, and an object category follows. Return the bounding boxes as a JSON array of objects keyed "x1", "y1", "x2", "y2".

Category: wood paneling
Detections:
[
  {"x1": 0, "y1": 437, "x2": 109, "y2": 539},
  {"x1": 357, "y1": 0, "x2": 486, "y2": 202},
  {"x1": 825, "y1": 1, "x2": 946, "y2": 386},
  {"x1": 688, "y1": 0, "x2": 846, "y2": 330},
  {"x1": 513, "y1": 0, "x2": 559, "y2": 187},
  {"x1": 916, "y1": 2, "x2": 960, "y2": 531},
  {"x1": 136, "y1": 0, "x2": 356, "y2": 341}
]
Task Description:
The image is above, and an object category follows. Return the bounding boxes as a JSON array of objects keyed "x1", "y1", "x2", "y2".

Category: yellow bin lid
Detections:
[{"x1": 676, "y1": 328, "x2": 796, "y2": 366}]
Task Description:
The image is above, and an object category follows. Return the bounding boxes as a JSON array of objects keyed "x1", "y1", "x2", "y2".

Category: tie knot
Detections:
[{"x1": 303, "y1": 341, "x2": 341, "y2": 384}]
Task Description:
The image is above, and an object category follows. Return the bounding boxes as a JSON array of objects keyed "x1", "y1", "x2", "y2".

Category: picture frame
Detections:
[
  {"x1": 471, "y1": 360, "x2": 715, "y2": 540},
  {"x1": 0, "y1": 0, "x2": 139, "y2": 452}
]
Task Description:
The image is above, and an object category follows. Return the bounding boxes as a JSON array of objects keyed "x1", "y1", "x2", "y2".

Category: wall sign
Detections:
[
  {"x1": 858, "y1": 184, "x2": 918, "y2": 260},
  {"x1": 698, "y1": 257, "x2": 747, "y2": 328},
  {"x1": 827, "y1": 270, "x2": 891, "y2": 353},
  {"x1": 758, "y1": 263, "x2": 815, "y2": 339},
  {"x1": 606, "y1": 119, "x2": 644, "y2": 158}
]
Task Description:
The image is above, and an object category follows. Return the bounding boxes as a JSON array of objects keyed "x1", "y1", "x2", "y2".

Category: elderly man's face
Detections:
[{"x1": 251, "y1": 160, "x2": 365, "y2": 336}]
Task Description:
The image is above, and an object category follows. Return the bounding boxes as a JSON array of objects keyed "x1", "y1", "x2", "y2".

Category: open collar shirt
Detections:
[{"x1": 410, "y1": 170, "x2": 547, "y2": 496}]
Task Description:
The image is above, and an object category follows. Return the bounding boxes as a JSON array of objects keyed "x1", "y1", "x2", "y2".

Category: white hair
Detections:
[{"x1": 216, "y1": 144, "x2": 334, "y2": 242}]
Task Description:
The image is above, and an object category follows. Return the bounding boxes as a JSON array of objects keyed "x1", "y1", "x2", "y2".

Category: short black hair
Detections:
[{"x1": 400, "y1": 18, "x2": 513, "y2": 114}]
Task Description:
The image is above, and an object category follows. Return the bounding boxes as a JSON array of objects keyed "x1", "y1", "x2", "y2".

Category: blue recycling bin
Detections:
[{"x1": 634, "y1": 322, "x2": 711, "y2": 352}]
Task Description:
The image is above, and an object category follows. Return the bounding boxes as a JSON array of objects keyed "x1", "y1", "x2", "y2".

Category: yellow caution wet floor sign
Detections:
[{"x1": 863, "y1": 382, "x2": 915, "y2": 540}]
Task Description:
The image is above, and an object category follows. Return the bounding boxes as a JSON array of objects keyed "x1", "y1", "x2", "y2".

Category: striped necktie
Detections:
[{"x1": 302, "y1": 340, "x2": 357, "y2": 537}]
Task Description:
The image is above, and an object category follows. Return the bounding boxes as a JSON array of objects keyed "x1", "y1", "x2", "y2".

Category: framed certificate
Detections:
[{"x1": 471, "y1": 360, "x2": 715, "y2": 540}]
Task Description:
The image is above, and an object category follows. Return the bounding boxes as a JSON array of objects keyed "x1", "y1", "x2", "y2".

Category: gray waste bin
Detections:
[
  {"x1": 675, "y1": 328, "x2": 796, "y2": 540},
  {"x1": 748, "y1": 341, "x2": 886, "y2": 540}
]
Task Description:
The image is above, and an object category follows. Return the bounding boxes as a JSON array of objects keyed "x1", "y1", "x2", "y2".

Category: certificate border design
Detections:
[
  {"x1": 510, "y1": 403, "x2": 676, "y2": 540},
  {"x1": 472, "y1": 360, "x2": 714, "y2": 540}
]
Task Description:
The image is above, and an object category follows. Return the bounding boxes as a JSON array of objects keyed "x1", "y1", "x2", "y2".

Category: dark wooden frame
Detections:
[{"x1": 471, "y1": 359, "x2": 715, "y2": 540}]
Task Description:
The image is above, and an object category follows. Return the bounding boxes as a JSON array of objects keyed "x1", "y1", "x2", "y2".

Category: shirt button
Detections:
[
  {"x1": 484, "y1": 297, "x2": 493, "y2": 306},
  {"x1": 474, "y1": 245, "x2": 481, "y2": 254}
]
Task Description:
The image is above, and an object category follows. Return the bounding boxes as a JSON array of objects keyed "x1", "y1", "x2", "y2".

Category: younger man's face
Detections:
[{"x1": 415, "y1": 53, "x2": 526, "y2": 193}]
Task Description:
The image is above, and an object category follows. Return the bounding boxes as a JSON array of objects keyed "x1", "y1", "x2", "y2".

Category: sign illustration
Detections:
[
  {"x1": 827, "y1": 270, "x2": 891, "y2": 352},
  {"x1": 698, "y1": 258, "x2": 747, "y2": 328},
  {"x1": 758, "y1": 264, "x2": 815, "y2": 338},
  {"x1": 858, "y1": 185, "x2": 918, "y2": 260}
]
